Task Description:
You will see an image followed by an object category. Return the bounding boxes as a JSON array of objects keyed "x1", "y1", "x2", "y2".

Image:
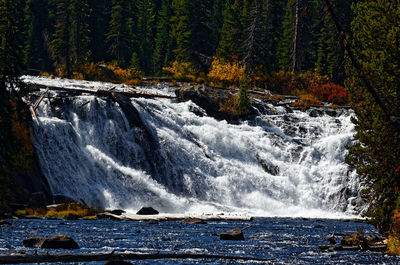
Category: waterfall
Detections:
[{"x1": 26, "y1": 76, "x2": 363, "y2": 218}]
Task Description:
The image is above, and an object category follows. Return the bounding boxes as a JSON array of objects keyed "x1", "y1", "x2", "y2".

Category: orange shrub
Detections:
[{"x1": 208, "y1": 57, "x2": 245, "y2": 86}]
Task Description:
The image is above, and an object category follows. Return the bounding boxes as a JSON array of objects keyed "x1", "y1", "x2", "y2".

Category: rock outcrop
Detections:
[
  {"x1": 136, "y1": 207, "x2": 159, "y2": 215},
  {"x1": 23, "y1": 235, "x2": 79, "y2": 249}
]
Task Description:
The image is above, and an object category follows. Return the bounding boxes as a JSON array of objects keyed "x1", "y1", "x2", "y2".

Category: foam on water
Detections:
[{"x1": 27, "y1": 76, "x2": 363, "y2": 218}]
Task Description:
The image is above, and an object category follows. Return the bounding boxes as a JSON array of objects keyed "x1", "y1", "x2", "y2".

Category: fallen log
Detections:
[
  {"x1": 25, "y1": 83, "x2": 176, "y2": 99},
  {"x1": 0, "y1": 252, "x2": 274, "y2": 264}
]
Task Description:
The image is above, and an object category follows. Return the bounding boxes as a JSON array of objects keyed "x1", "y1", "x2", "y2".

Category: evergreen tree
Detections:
[
  {"x1": 277, "y1": 0, "x2": 295, "y2": 70},
  {"x1": 243, "y1": 0, "x2": 267, "y2": 72},
  {"x1": 107, "y1": 0, "x2": 134, "y2": 65},
  {"x1": 136, "y1": 0, "x2": 156, "y2": 74},
  {"x1": 218, "y1": 0, "x2": 244, "y2": 60},
  {"x1": 153, "y1": 0, "x2": 173, "y2": 74},
  {"x1": 0, "y1": 0, "x2": 28, "y2": 202},
  {"x1": 0, "y1": 0, "x2": 27, "y2": 89},
  {"x1": 171, "y1": 0, "x2": 213, "y2": 69},
  {"x1": 50, "y1": 0, "x2": 91, "y2": 77},
  {"x1": 70, "y1": 0, "x2": 91, "y2": 64},
  {"x1": 317, "y1": 0, "x2": 356, "y2": 84},
  {"x1": 346, "y1": 0, "x2": 400, "y2": 234},
  {"x1": 26, "y1": 0, "x2": 53, "y2": 72},
  {"x1": 88, "y1": 0, "x2": 112, "y2": 62},
  {"x1": 210, "y1": 0, "x2": 226, "y2": 52},
  {"x1": 263, "y1": 0, "x2": 287, "y2": 72}
]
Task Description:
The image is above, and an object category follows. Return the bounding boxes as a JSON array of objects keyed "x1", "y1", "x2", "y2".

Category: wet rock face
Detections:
[
  {"x1": 23, "y1": 235, "x2": 80, "y2": 249},
  {"x1": 176, "y1": 84, "x2": 256, "y2": 123}
]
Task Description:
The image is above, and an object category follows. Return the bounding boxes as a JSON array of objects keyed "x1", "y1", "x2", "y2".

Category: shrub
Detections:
[
  {"x1": 73, "y1": 62, "x2": 143, "y2": 85},
  {"x1": 219, "y1": 78, "x2": 252, "y2": 116},
  {"x1": 163, "y1": 61, "x2": 199, "y2": 82},
  {"x1": 387, "y1": 211, "x2": 400, "y2": 255},
  {"x1": 208, "y1": 57, "x2": 245, "y2": 86},
  {"x1": 311, "y1": 82, "x2": 348, "y2": 105},
  {"x1": 292, "y1": 93, "x2": 323, "y2": 110}
]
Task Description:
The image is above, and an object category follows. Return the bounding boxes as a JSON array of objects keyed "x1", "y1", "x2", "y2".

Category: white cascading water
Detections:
[{"x1": 26, "y1": 76, "x2": 363, "y2": 218}]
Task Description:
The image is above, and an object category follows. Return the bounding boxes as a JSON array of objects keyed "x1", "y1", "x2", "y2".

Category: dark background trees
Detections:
[{"x1": 19, "y1": 0, "x2": 358, "y2": 81}]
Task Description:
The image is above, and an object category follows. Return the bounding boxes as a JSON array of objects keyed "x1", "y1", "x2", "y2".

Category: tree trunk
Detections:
[{"x1": 293, "y1": 0, "x2": 308, "y2": 72}]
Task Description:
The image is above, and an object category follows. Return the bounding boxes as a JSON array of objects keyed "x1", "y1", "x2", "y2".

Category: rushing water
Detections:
[
  {"x1": 0, "y1": 218, "x2": 397, "y2": 264},
  {"x1": 25, "y1": 76, "x2": 362, "y2": 218}
]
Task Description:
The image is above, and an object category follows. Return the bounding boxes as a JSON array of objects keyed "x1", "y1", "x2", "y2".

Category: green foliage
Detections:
[
  {"x1": 50, "y1": 0, "x2": 91, "y2": 77},
  {"x1": 238, "y1": 75, "x2": 251, "y2": 114},
  {"x1": 345, "y1": 0, "x2": 400, "y2": 234},
  {"x1": 0, "y1": 0, "x2": 27, "y2": 88},
  {"x1": 26, "y1": 0, "x2": 53, "y2": 72},
  {"x1": 277, "y1": 0, "x2": 295, "y2": 71},
  {"x1": 136, "y1": 0, "x2": 156, "y2": 74},
  {"x1": 107, "y1": 0, "x2": 134, "y2": 65},
  {"x1": 218, "y1": 0, "x2": 245, "y2": 60},
  {"x1": 0, "y1": 0, "x2": 29, "y2": 203},
  {"x1": 153, "y1": 0, "x2": 173, "y2": 74},
  {"x1": 171, "y1": 0, "x2": 213, "y2": 70},
  {"x1": 88, "y1": 0, "x2": 112, "y2": 62}
]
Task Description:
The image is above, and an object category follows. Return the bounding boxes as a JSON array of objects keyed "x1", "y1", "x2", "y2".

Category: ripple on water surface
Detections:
[{"x1": 0, "y1": 217, "x2": 398, "y2": 264}]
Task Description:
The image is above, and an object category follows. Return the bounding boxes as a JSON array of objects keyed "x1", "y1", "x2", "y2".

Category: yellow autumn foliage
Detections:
[
  {"x1": 163, "y1": 61, "x2": 199, "y2": 81},
  {"x1": 208, "y1": 57, "x2": 245, "y2": 86},
  {"x1": 387, "y1": 211, "x2": 400, "y2": 255}
]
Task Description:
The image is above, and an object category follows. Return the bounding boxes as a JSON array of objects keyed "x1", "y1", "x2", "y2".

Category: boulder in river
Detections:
[
  {"x1": 181, "y1": 218, "x2": 207, "y2": 224},
  {"x1": 220, "y1": 228, "x2": 245, "y2": 240},
  {"x1": 23, "y1": 235, "x2": 79, "y2": 249},
  {"x1": 136, "y1": 207, "x2": 159, "y2": 215},
  {"x1": 109, "y1": 209, "x2": 126, "y2": 216}
]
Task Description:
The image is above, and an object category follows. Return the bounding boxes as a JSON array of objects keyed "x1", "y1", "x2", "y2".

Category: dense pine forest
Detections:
[
  {"x1": 1, "y1": 0, "x2": 400, "y2": 252},
  {"x1": 22, "y1": 0, "x2": 355, "y2": 82}
]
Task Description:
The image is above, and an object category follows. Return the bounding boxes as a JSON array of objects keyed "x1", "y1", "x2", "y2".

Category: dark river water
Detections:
[{"x1": 0, "y1": 217, "x2": 398, "y2": 264}]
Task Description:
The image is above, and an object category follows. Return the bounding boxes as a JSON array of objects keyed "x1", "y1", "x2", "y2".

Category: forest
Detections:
[{"x1": 0, "y1": 0, "x2": 400, "y2": 252}]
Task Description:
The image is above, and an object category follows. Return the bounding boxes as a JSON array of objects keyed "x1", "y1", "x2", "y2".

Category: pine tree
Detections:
[
  {"x1": 277, "y1": 0, "x2": 295, "y2": 70},
  {"x1": 317, "y1": 0, "x2": 356, "y2": 84},
  {"x1": 50, "y1": 0, "x2": 91, "y2": 77},
  {"x1": 171, "y1": 0, "x2": 213, "y2": 69},
  {"x1": 153, "y1": 0, "x2": 173, "y2": 74},
  {"x1": 136, "y1": 0, "x2": 156, "y2": 74},
  {"x1": 243, "y1": 0, "x2": 267, "y2": 72},
  {"x1": 107, "y1": 0, "x2": 134, "y2": 65},
  {"x1": 346, "y1": 0, "x2": 400, "y2": 234},
  {"x1": 88, "y1": 0, "x2": 112, "y2": 62},
  {"x1": 292, "y1": 0, "x2": 309, "y2": 72},
  {"x1": 218, "y1": 0, "x2": 245, "y2": 60},
  {"x1": 0, "y1": 0, "x2": 28, "y2": 202},
  {"x1": 70, "y1": 0, "x2": 91, "y2": 64},
  {"x1": 50, "y1": 0, "x2": 73, "y2": 77},
  {"x1": 210, "y1": 0, "x2": 227, "y2": 52},
  {"x1": 262, "y1": 0, "x2": 287, "y2": 72},
  {"x1": 0, "y1": 0, "x2": 27, "y2": 89},
  {"x1": 26, "y1": 0, "x2": 53, "y2": 72}
]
